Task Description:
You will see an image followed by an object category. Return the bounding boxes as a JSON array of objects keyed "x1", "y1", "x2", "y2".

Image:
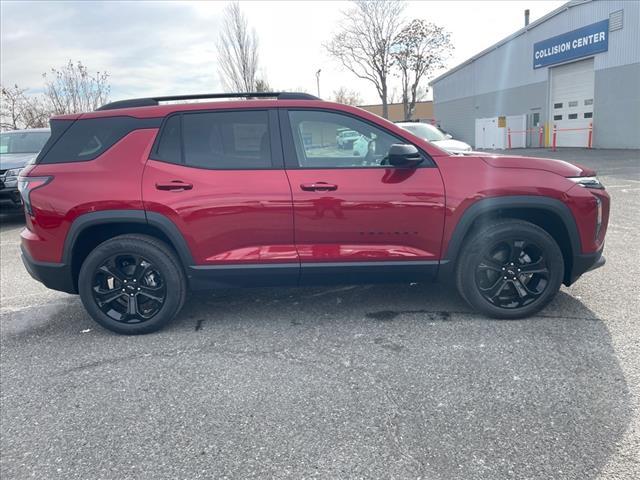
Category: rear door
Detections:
[
  {"x1": 142, "y1": 108, "x2": 298, "y2": 287},
  {"x1": 279, "y1": 108, "x2": 446, "y2": 285}
]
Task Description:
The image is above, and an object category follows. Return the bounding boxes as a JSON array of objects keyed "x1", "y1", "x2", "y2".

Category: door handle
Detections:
[
  {"x1": 155, "y1": 181, "x2": 193, "y2": 191},
  {"x1": 300, "y1": 182, "x2": 338, "y2": 192}
]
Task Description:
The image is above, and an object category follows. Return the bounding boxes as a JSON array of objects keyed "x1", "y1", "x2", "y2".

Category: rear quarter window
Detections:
[{"x1": 38, "y1": 116, "x2": 161, "y2": 164}]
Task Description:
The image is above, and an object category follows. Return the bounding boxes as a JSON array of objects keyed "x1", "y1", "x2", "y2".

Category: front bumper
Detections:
[
  {"x1": 20, "y1": 245, "x2": 77, "y2": 294},
  {"x1": 566, "y1": 248, "x2": 606, "y2": 286},
  {"x1": 0, "y1": 184, "x2": 22, "y2": 209}
]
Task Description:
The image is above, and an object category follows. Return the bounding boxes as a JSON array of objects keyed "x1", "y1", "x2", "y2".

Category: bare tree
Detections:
[
  {"x1": 2, "y1": 60, "x2": 110, "y2": 130},
  {"x1": 255, "y1": 78, "x2": 271, "y2": 92},
  {"x1": 388, "y1": 86, "x2": 401, "y2": 104},
  {"x1": 217, "y1": 2, "x2": 259, "y2": 92},
  {"x1": 325, "y1": 0, "x2": 405, "y2": 119},
  {"x1": 20, "y1": 95, "x2": 52, "y2": 128},
  {"x1": 392, "y1": 19, "x2": 453, "y2": 120},
  {"x1": 332, "y1": 87, "x2": 363, "y2": 106},
  {"x1": 0, "y1": 84, "x2": 27, "y2": 130},
  {"x1": 1, "y1": 84, "x2": 51, "y2": 130},
  {"x1": 43, "y1": 60, "x2": 110, "y2": 114}
]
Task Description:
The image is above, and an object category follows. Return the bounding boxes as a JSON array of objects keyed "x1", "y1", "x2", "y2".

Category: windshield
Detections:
[
  {"x1": 0, "y1": 131, "x2": 50, "y2": 154},
  {"x1": 401, "y1": 123, "x2": 447, "y2": 142}
]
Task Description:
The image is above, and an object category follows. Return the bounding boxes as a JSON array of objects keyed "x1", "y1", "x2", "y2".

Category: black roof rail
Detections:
[{"x1": 96, "y1": 92, "x2": 320, "y2": 111}]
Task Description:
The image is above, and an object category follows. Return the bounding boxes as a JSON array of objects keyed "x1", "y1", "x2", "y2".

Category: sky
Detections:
[{"x1": 0, "y1": 0, "x2": 566, "y2": 105}]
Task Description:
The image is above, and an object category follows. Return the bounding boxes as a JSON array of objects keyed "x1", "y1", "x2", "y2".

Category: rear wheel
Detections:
[
  {"x1": 78, "y1": 234, "x2": 186, "y2": 334},
  {"x1": 456, "y1": 220, "x2": 564, "y2": 319}
]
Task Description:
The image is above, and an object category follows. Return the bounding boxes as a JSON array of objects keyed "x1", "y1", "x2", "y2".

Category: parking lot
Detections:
[{"x1": 1, "y1": 149, "x2": 638, "y2": 479}]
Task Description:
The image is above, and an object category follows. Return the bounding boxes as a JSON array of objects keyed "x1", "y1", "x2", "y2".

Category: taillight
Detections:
[{"x1": 17, "y1": 176, "x2": 52, "y2": 216}]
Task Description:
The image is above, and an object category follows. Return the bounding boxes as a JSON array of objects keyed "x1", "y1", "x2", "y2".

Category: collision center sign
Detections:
[{"x1": 533, "y1": 19, "x2": 609, "y2": 69}]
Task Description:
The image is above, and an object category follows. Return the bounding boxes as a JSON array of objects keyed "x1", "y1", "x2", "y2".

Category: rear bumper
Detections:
[
  {"x1": 20, "y1": 245, "x2": 76, "y2": 294},
  {"x1": 566, "y1": 248, "x2": 605, "y2": 286}
]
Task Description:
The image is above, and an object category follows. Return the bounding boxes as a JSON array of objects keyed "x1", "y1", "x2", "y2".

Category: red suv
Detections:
[{"x1": 18, "y1": 92, "x2": 609, "y2": 334}]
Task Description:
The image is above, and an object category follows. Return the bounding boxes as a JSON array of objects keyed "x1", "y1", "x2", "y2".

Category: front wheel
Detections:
[
  {"x1": 78, "y1": 234, "x2": 186, "y2": 334},
  {"x1": 456, "y1": 220, "x2": 564, "y2": 319}
]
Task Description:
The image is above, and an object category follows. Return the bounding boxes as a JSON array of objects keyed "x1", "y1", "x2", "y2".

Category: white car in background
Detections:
[
  {"x1": 336, "y1": 129, "x2": 361, "y2": 149},
  {"x1": 396, "y1": 122, "x2": 472, "y2": 154}
]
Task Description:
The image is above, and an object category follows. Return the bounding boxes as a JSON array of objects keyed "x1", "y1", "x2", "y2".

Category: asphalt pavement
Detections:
[{"x1": 1, "y1": 148, "x2": 638, "y2": 479}]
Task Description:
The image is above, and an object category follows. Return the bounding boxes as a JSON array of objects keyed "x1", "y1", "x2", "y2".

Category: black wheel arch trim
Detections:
[
  {"x1": 444, "y1": 195, "x2": 582, "y2": 261},
  {"x1": 62, "y1": 209, "x2": 195, "y2": 267},
  {"x1": 145, "y1": 211, "x2": 195, "y2": 265},
  {"x1": 440, "y1": 195, "x2": 582, "y2": 283}
]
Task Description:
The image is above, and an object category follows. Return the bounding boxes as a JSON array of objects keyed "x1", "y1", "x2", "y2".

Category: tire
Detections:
[
  {"x1": 455, "y1": 219, "x2": 564, "y2": 319},
  {"x1": 78, "y1": 234, "x2": 187, "y2": 334}
]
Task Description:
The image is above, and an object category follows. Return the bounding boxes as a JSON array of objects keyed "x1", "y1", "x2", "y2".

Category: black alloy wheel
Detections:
[
  {"x1": 456, "y1": 219, "x2": 564, "y2": 319},
  {"x1": 475, "y1": 239, "x2": 550, "y2": 309},
  {"x1": 79, "y1": 234, "x2": 186, "y2": 334},
  {"x1": 92, "y1": 253, "x2": 166, "y2": 323}
]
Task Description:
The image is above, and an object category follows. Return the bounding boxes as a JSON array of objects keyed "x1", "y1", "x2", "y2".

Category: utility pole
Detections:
[{"x1": 316, "y1": 69, "x2": 321, "y2": 98}]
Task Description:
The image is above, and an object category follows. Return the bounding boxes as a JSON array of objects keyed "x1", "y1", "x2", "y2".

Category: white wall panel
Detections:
[{"x1": 433, "y1": 0, "x2": 640, "y2": 103}]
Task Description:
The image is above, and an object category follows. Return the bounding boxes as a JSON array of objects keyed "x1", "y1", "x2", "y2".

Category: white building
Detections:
[{"x1": 430, "y1": 0, "x2": 640, "y2": 149}]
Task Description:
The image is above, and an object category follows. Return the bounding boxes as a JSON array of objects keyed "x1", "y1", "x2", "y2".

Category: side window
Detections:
[
  {"x1": 39, "y1": 117, "x2": 160, "y2": 164},
  {"x1": 182, "y1": 110, "x2": 271, "y2": 169},
  {"x1": 154, "y1": 115, "x2": 182, "y2": 163},
  {"x1": 287, "y1": 110, "x2": 403, "y2": 168}
]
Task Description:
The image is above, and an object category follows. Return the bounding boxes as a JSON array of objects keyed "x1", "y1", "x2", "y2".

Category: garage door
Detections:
[{"x1": 550, "y1": 58, "x2": 594, "y2": 147}]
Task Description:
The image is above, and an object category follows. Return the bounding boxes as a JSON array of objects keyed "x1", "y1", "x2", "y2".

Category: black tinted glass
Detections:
[
  {"x1": 39, "y1": 117, "x2": 160, "y2": 164},
  {"x1": 155, "y1": 115, "x2": 182, "y2": 163},
  {"x1": 182, "y1": 111, "x2": 271, "y2": 169}
]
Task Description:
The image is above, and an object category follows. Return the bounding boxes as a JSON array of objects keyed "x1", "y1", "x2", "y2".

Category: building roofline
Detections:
[
  {"x1": 429, "y1": 0, "x2": 591, "y2": 86},
  {"x1": 357, "y1": 100, "x2": 433, "y2": 108}
]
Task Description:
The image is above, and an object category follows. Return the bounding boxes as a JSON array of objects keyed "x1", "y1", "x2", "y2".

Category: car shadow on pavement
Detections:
[
  {"x1": 167, "y1": 285, "x2": 633, "y2": 478},
  {"x1": 1, "y1": 283, "x2": 631, "y2": 479}
]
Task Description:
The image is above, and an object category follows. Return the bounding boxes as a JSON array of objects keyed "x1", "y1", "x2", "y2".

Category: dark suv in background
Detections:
[
  {"x1": 0, "y1": 128, "x2": 50, "y2": 209},
  {"x1": 19, "y1": 92, "x2": 609, "y2": 334}
]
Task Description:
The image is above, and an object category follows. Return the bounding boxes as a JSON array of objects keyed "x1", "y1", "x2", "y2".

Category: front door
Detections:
[
  {"x1": 280, "y1": 109, "x2": 446, "y2": 285},
  {"x1": 142, "y1": 108, "x2": 298, "y2": 287}
]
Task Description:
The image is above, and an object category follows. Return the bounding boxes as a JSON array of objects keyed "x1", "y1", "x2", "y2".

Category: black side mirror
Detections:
[{"x1": 387, "y1": 144, "x2": 423, "y2": 167}]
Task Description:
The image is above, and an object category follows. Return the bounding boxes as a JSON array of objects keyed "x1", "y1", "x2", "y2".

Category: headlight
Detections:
[
  {"x1": 568, "y1": 176, "x2": 604, "y2": 189},
  {"x1": 594, "y1": 195, "x2": 603, "y2": 238},
  {"x1": 4, "y1": 168, "x2": 23, "y2": 178}
]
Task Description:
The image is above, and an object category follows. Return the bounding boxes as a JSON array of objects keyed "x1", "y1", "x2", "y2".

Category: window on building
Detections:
[
  {"x1": 554, "y1": 103, "x2": 563, "y2": 109},
  {"x1": 584, "y1": 112, "x2": 593, "y2": 119},
  {"x1": 553, "y1": 115, "x2": 563, "y2": 121},
  {"x1": 568, "y1": 114, "x2": 578, "y2": 120},
  {"x1": 182, "y1": 110, "x2": 272, "y2": 169},
  {"x1": 532, "y1": 112, "x2": 540, "y2": 126},
  {"x1": 568, "y1": 101, "x2": 578, "y2": 107},
  {"x1": 584, "y1": 99, "x2": 594, "y2": 106}
]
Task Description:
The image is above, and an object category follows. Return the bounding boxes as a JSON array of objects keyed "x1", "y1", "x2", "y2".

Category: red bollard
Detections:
[
  {"x1": 538, "y1": 126, "x2": 544, "y2": 147},
  {"x1": 507, "y1": 128, "x2": 512, "y2": 149},
  {"x1": 588, "y1": 122, "x2": 593, "y2": 148},
  {"x1": 552, "y1": 125, "x2": 557, "y2": 151}
]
